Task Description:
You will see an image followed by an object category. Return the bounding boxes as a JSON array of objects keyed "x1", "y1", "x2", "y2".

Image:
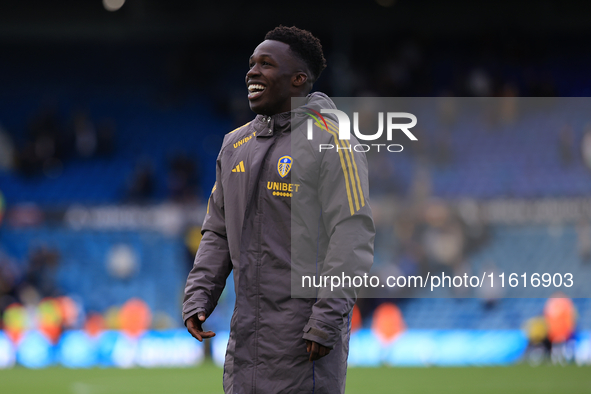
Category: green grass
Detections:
[
  {"x1": 346, "y1": 365, "x2": 591, "y2": 394},
  {"x1": 0, "y1": 363, "x2": 590, "y2": 393}
]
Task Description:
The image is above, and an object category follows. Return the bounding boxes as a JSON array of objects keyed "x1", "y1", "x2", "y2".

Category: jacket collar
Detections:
[
  {"x1": 252, "y1": 92, "x2": 336, "y2": 137},
  {"x1": 253, "y1": 111, "x2": 292, "y2": 137}
]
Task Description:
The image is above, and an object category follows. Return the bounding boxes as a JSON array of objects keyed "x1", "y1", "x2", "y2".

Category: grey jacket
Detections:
[{"x1": 183, "y1": 92, "x2": 375, "y2": 394}]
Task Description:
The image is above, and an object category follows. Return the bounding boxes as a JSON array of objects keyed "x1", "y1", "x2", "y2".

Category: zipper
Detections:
[{"x1": 252, "y1": 130, "x2": 279, "y2": 391}]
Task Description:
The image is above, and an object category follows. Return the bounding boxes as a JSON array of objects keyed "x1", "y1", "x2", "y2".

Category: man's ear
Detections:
[{"x1": 292, "y1": 72, "x2": 309, "y2": 88}]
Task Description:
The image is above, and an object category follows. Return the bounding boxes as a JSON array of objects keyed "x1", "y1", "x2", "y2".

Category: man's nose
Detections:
[{"x1": 246, "y1": 64, "x2": 261, "y2": 78}]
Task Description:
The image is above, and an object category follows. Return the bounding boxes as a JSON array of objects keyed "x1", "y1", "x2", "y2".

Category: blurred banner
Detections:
[
  {"x1": 209, "y1": 329, "x2": 591, "y2": 368},
  {"x1": 0, "y1": 329, "x2": 203, "y2": 369},
  {"x1": 1, "y1": 327, "x2": 589, "y2": 369}
]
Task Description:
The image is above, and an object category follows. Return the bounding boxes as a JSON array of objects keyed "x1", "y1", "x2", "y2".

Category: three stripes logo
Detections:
[
  {"x1": 303, "y1": 107, "x2": 366, "y2": 216},
  {"x1": 232, "y1": 161, "x2": 245, "y2": 173}
]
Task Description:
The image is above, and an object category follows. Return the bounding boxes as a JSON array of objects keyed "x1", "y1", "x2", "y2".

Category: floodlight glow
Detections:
[{"x1": 103, "y1": 0, "x2": 125, "y2": 12}]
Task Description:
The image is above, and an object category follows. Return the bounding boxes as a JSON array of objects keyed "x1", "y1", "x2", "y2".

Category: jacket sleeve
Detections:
[
  {"x1": 182, "y1": 152, "x2": 233, "y2": 323},
  {"x1": 302, "y1": 131, "x2": 375, "y2": 348}
]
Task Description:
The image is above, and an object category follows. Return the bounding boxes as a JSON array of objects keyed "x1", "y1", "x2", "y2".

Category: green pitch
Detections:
[{"x1": 1, "y1": 364, "x2": 590, "y2": 394}]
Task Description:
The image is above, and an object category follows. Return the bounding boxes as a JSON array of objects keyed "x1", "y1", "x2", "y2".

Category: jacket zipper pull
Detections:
[{"x1": 267, "y1": 117, "x2": 272, "y2": 134}]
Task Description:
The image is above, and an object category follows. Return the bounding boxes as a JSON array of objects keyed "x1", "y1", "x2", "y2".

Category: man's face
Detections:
[{"x1": 246, "y1": 40, "x2": 304, "y2": 116}]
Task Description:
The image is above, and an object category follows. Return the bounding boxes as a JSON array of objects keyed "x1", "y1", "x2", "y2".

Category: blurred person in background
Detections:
[
  {"x1": 183, "y1": 26, "x2": 374, "y2": 394},
  {"x1": 478, "y1": 261, "x2": 503, "y2": 309},
  {"x1": 23, "y1": 245, "x2": 61, "y2": 299},
  {"x1": 0, "y1": 123, "x2": 15, "y2": 170},
  {"x1": 421, "y1": 201, "x2": 465, "y2": 268},
  {"x1": 577, "y1": 219, "x2": 591, "y2": 262},
  {"x1": 71, "y1": 111, "x2": 97, "y2": 159},
  {"x1": 544, "y1": 293, "x2": 578, "y2": 365},
  {"x1": 16, "y1": 104, "x2": 66, "y2": 177},
  {"x1": 0, "y1": 248, "x2": 21, "y2": 313},
  {"x1": 95, "y1": 118, "x2": 116, "y2": 157},
  {"x1": 167, "y1": 152, "x2": 201, "y2": 203},
  {"x1": 582, "y1": 124, "x2": 591, "y2": 172},
  {"x1": 523, "y1": 315, "x2": 551, "y2": 365},
  {"x1": 126, "y1": 160, "x2": 156, "y2": 203}
]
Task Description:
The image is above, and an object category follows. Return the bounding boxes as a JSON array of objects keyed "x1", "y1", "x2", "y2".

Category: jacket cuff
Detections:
[
  {"x1": 182, "y1": 306, "x2": 207, "y2": 326},
  {"x1": 302, "y1": 318, "x2": 340, "y2": 349}
]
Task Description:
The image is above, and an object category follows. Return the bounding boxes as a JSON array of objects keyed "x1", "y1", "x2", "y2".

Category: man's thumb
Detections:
[{"x1": 198, "y1": 312, "x2": 206, "y2": 322}]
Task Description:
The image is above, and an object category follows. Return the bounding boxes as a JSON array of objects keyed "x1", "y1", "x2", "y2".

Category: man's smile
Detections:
[{"x1": 248, "y1": 83, "x2": 267, "y2": 100}]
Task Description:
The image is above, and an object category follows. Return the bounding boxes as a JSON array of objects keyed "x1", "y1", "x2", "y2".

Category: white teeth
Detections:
[{"x1": 248, "y1": 84, "x2": 266, "y2": 92}]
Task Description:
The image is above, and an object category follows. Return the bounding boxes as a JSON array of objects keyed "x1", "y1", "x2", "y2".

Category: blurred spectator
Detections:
[
  {"x1": 84, "y1": 312, "x2": 106, "y2": 337},
  {"x1": 126, "y1": 160, "x2": 156, "y2": 203},
  {"x1": 2, "y1": 303, "x2": 27, "y2": 343},
  {"x1": 167, "y1": 152, "x2": 201, "y2": 203},
  {"x1": 184, "y1": 225, "x2": 203, "y2": 273},
  {"x1": 421, "y1": 200, "x2": 465, "y2": 269},
  {"x1": 96, "y1": 118, "x2": 116, "y2": 157},
  {"x1": 457, "y1": 199, "x2": 489, "y2": 255},
  {"x1": 37, "y1": 298, "x2": 64, "y2": 343},
  {"x1": 0, "y1": 123, "x2": 15, "y2": 170},
  {"x1": 544, "y1": 293, "x2": 577, "y2": 364},
  {"x1": 0, "y1": 248, "x2": 21, "y2": 313},
  {"x1": 523, "y1": 316, "x2": 551, "y2": 365},
  {"x1": 119, "y1": 298, "x2": 151, "y2": 338},
  {"x1": 350, "y1": 304, "x2": 362, "y2": 333},
  {"x1": 478, "y1": 261, "x2": 504, "y2": 309},
  {"x1": 23, "y1": 246, "x2": 61, "y2": 298},
  {"x1": 16, "y1": 140, "x2": 44, "y2": 176},
  {"x1": 56, "y1": 296, "x2": 80, "y2": 330},
  {"x1": 371, "y1": 302, "x2": 406, "y2": 344},
  {"x1": 558, "y1": 124, "x2": 575, "y2": 166},
  {"x1": 577, "y1": 219, "x2": 591, "y2": 262},
  {"x1": 72, "y1": 111, "x2": 97, "y2": 158},
  {"x1": 104, "y1": 306, "x2": 121, "y2": 330},
  {"x1": 17, "y1": 105, "x2": 66, "y2": 177},
  {"x1": 581, "y1": 124, "x2": 591, "y2": 172}
]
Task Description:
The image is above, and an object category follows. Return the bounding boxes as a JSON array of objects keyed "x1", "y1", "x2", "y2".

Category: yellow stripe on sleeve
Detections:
[
  {"x1": 338, "y1": 137, "x2": 365, "y2": 208},
  {"x1": 324, "y1": 118, "x2": 365, "y2": 210},
  {"x1": 324, "y1": 119, "x2": 361, "y2": 211},
  {"x1": 314, "y1": 121, "x2": 355, "y2": 216},
  {"x1": 206, "y1": 183, "x2": 217, "y2": 214}
]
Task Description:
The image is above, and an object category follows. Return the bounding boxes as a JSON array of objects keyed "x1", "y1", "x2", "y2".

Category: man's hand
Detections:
[
  {"x1": 186, "y1": 312, "x2": 216, "y2": 342},
  {"x1": 306, "y1": 340, "x2": 331, "y2": 362}
]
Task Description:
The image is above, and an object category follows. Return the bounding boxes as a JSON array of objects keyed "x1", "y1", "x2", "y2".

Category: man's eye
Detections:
[{"x1": 262, "y1": 61, "x2": 271, "y2": 66}]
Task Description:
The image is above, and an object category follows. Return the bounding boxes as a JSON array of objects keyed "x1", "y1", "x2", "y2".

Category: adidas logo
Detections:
[{"x1": 232, "y1": 161, "x2": 245, "y2": 173}]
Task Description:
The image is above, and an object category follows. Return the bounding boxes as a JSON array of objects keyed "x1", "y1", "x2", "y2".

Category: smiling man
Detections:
[{"x1": 183, "y1": 26, "x2": 375, "y2": 393}]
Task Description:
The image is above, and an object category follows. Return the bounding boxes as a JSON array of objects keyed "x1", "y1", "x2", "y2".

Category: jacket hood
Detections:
[{"x1": 291, "y1": 91, "x2": 337, "y2": 130}]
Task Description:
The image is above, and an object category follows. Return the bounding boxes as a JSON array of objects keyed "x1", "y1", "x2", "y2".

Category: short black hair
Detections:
[{"x1": 265, "y1": 26, "x2": 327, "y2": 82}]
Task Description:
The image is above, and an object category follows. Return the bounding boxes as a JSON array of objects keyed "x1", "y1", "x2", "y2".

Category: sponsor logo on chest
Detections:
[{"x1": 233, "y1": 132, "x2": 256, "y2": 149}]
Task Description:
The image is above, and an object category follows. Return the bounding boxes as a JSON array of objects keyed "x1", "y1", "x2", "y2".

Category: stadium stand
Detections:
[{"x1": 1, "y1": 43, "x2": 591, "y2": 338}]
